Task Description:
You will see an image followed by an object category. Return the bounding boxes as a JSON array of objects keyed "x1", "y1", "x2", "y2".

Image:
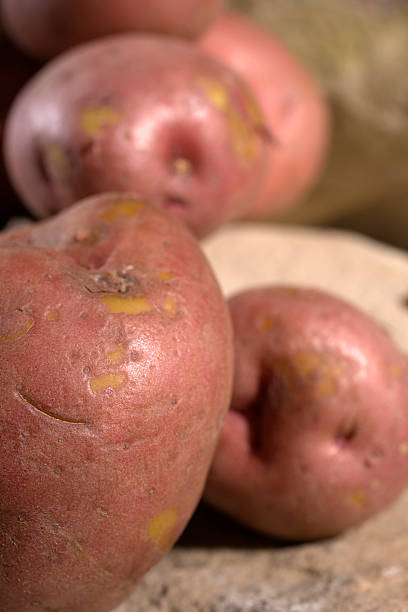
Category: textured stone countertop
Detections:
[{"x1": 115, "y1": 225, "x2": 408, "y2": 612}]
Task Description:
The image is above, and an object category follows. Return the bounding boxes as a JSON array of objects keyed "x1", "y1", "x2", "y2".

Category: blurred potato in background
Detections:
[{"x1": 231, "y1": 0, "x2": 408, "y2": 249}]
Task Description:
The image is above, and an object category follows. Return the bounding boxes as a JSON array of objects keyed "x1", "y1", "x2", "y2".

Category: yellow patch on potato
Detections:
[
  {"x1": 0, "y1": 316, "x2": 34, "y2": 343},
  {"x1": 245, "y1": 91, "x2": 264, "y2": 128},
  {"x1": 90, "y1": 372, "x2": 126, "y2": 393},
  {"x1": 197, "y1": 77, "x2": 229, "y2": 110},
  {"x1": 46, "y1": 310, "x2": 59, "y2": 321},
  {"x1": 45, "y1": 142, "x2": 69, "y2": 171},
  {"x1": 399, "y1": 442, "x2": 408, "y2": 456},
  {"x1": 101, "y1": 294, "x2": 155, "y2": 315},
  {"x1": 163, "y1": 296, "x2": 179, "y2": 318},
  {"x1": 389, "y1": 363, "x2": 404, "y2": 377},
  {"x1": 261, "y1": 315, "x2": 276, "y2": 331},
  {"x1": 158, "y1": 270, "x2": 175, "y2": 282},
  {"x1": 197, "y1": 77, "x2": 259, "y2": 161},
  {"x1": 106, "y1": 346, "x2": 125, "y2": 364},
  {"x1": 100, "y1": 198, "x2": 147, "y2": 222},
  {"x1": 148, "y1": 508, "x2": 179, "y2": 551},
  {"x1": 292, "y1": 350, "x2": 340, "y2": 398},
  {"x1": 350, "y1": 490, "x2": 368, "y2": 508},
  {"x1": 227, "y1": 105, "x2": 259, "y2": 161},
  {"x1": 80, "y1": 105, "x2": 121, "y2": 137}
]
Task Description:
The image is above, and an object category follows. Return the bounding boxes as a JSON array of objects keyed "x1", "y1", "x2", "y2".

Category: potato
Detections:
[
  {"x1": 0, "y1": 192, "x2": 233, "y2": 611},
  {"x1": 4, "y1": 33, "x2": 269, "y2": 238},
  {"x1": 0, "y1": 0, "x2": 225, "y2": 60},
  {"x1": 199, "y1": 11, "x2": 330, "y2": 219},
  {"x1": 204, "y1": 286, "x2": 408, "y2": 541}
]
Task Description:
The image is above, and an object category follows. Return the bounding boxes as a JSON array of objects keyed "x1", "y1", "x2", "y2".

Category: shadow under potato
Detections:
[{"x1": 176, "y1": 501, "x2": 333, "y2": 550}]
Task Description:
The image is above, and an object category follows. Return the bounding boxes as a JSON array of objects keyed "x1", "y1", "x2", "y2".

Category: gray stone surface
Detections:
[{"x1": 115, "y1": 226, "x2": 408, "y2": 611}]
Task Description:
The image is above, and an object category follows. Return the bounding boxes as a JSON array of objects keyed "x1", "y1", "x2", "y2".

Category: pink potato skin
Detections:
[
  {"x1": 0, "y1": 0, "x2": 225, "y2": 60},
  {"x1": 0, "y1": 193, "x2": 233, "y2": 611},
  {"x1": 199, "y1": 12, "x2": 330, "y2": 219},
  {"x1": 204, "y1": 287, "x2": 408, "y2": 541},
  {"x1": 4, "y1": 33, "x2": 269, "y2": 238}
]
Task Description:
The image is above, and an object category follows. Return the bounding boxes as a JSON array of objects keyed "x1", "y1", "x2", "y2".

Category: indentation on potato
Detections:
[
  {"x1": 335, "y1": 419, "x2": 358, "y2": 448},
  {"x1": 16, "y1": 389, "x2": 89, "y2": 424},
  {"x1": 89, "y1": 372, "x2": 126, "y2": 393},
  {"x1": 100, "y1": 198, "x2": 147, "y2": 222},
  {"x1": 163, "y1": 295, "x2": 179, "y2": 318},
  {"x1": 163, "y1": 194, "x2": 188, "y2": 214},
  {"x1": 80, "y1": 105, "x2": 121, "y2": 137},
  {"x1": 100, "y1": 294, "x2": 155, "y2": 314},
  {"x1": 44, "y1": 142, "x2": 69, "y2": 172},
  {"x1": 147, "y1": 507, "x2": 179, "y2": 551},
  {"x1": 240, "y1": 378, "x2": 270, "y2": 457},
  {"x1": 106, "y1": 346, "x2": 125, "y2": 363},
  {"x1": 0, "y1": 315, "x2": 34, "y2": 343}
]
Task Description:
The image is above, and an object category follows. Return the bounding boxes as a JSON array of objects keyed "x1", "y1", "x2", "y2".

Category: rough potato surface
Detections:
[{"x1": 0, "y1": 193, "x2": 233, "y2": 611}]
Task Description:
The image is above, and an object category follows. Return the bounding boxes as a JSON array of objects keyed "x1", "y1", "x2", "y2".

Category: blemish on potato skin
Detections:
[
  {"x1": 99, "y1": 198, "x2": 146, "y2": 222},
  {"x1": 46, "y1": 310, "x2": 59, "y2": 321},
  {"x1": 0, "y1": 316, "x2": 34, "y2": 343},
  {"x1": 90, "y1": 372, "x2": 126, "y2": 393},
  {"x1": 100, "y1": 294, "x2": 155, "y2": 315},
  {"x1": 398, "y1": 442, "x2": 408, "y2": 456},
  {"x1": 292, "y1": 350, "x2": 341, "y2": 398},
  {"x1": 197, "y1": 77, "x2": 260, "y2": 161},
  {"x1": 261, "y1": 315, "x2": 276, "y2": 331},
  {"x1": 163, "y1": 295, "x2": 179, "y2": 318},
  {"x1": 173, "y1": 157, "x2": 193, "y2": 175},
  {"x1": 389, "y1": 363, "x2": 404, "y2": 377},
  {"x1": 80, "y1": 105, "x2": 121, "y2": 137},
  {"x1": 350, "y1": 490, "x2": 368, "y2": 508},
  {"x1": 75, "y1": 227, "x2": 101, "y2": 245},
  {"x1": 96, "y1": 507, "x2": 108, "y2": 518},
  {"x1": 158, "y1": 270, "x2": 175, "y2": 282},
  {"x1": 147, "y1": 508, "x2": 179, "y2": 551},
  {"x1": 106, "y1": 346, "x2": 125, "y2": 364}
]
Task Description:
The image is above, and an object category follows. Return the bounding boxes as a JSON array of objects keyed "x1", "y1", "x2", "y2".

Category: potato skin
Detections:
[
  {"x1": 1, "y1": 0, "x2": 225, "y2": 59},
  {"x1": 204, "y1": 286, "x2": 408, "y2": 541},
  {"x1": 0, "y1": 193, "x2": 233, "y2": 611},
  {"x1": 199, "y1": 11, "x2": 330, "y2": 219},
  {"x1": 4, "y1": 33, "x2": 269, "y2": 238}
]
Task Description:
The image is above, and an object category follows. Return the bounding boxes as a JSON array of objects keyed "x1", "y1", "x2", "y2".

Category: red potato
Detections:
[
  {"x1": 199, "y1": 12, "x2": 330, "y2": 219},
  {"x1": 0, "y1": 0, "x2": 225, "y2": 60},
  {"x1": 0, "y1": 192, "x2": 233, "y2": 612},
  {"x1": 4, "y1": 33, "x2": 270, "y2": 238},
  {"x1": 204, "y1": 286, "x2": 408, "y2": 541}
]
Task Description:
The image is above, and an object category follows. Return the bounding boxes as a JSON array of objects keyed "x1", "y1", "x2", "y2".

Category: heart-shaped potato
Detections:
[{"x1": 0, "y1": 192, "x2": 233, "y2": 611}]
